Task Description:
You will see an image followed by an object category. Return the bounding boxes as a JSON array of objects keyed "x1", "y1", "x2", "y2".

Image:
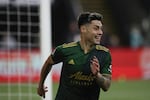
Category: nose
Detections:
[{"x1": 98, "y1": 29, "x2": 103, "y2": 35}]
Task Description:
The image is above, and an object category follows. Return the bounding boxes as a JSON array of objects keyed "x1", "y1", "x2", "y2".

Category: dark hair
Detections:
[{"x1": 77, "y1": 12, "x2": 103, "y2": 28}]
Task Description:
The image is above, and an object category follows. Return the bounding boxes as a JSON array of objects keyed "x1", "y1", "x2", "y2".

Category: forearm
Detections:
[
  {"x1": 95, "y1": 72, "x2": 111, "y2": 91},
  {"x1": 39, "y1": 65, "x2": 52, "y2": 87},
  {"x1": 37, "y1": 56, "x2": 54, "y2": 98},
  {"x1": 39, "y1": 57, "x2": 53, "y2": 87}
]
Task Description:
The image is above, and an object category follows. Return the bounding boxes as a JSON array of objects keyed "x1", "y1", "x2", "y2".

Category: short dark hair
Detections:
[{"x1": 77, "y1": 12, "x2": 103, "y2": 28}]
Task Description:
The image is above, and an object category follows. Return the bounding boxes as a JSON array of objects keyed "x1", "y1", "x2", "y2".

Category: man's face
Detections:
[{"x1": 84, "y1": 20, "x2": 103, "y2": 45}]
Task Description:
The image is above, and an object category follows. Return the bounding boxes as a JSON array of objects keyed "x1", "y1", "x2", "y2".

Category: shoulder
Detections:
[
  {"x1": 53, "y1": 42, "x2": 78, "y2": 53},
  {"x1": 95, "y1": 45, "x2": 112, "y2": 66},
  {"x1": 62, "y1": 42, "x2": 78, "y2": 48},
  {"x1": 95, "y1": 45, "x2": 109, "y2": 52}
]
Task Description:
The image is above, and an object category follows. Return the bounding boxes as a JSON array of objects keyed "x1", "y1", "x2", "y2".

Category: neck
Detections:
[{"x1": 79, "y1": 40, "x2": 95, "y2": 54}]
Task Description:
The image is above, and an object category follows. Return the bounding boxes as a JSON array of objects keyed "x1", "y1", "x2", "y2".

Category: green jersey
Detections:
[{"x1": 51, "y1": 41, "x2": 112, "y2": 100}]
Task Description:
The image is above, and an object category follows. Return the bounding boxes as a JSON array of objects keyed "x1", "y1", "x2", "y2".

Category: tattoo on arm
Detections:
[{"x1": 95, "y1": 73, "x2": 111, "y2": 91}]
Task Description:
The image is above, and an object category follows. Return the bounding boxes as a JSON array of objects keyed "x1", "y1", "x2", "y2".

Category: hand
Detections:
[
  {"x1": 90, "y1": 56, "x2": 100, "y2": 75},
  {"x1": 37, "y1": 85, "x2": 48, "y2": 98}
]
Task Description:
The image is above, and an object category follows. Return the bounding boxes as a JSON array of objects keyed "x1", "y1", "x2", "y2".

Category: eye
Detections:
[
  {"x1": 94, "y1": 27, "x2": 98, "y2": 30},
  {"x1": 93, "y1": 26, "x2": 99, "y2": 30}
]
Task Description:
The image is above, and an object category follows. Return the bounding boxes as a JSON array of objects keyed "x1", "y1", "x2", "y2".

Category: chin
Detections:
[
  {"x1": 94, "y1": 40, "x2": 100, "y2": 45},
  {"x1": 94, "y1": 42, "x2": 100, "y2": 45},
  {"x1": 94, "y1": 39, "x2": 101, "y2": 45}
]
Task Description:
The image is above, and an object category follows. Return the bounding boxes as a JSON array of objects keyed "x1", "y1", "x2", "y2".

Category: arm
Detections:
[
  {"x1": 37, "y1": 55, "x2": 54, "y2": 98},
  {"x1": 95, "y1": 73, "x2": 111, "y2": 91},
  {"x1": 90, "y1": 56, "x2": 111, "y2": 91}
]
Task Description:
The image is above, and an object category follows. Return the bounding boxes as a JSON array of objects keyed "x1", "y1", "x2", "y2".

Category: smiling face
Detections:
[{"x1": 81, "y1": 20, "x2": 103, "y2": 45}]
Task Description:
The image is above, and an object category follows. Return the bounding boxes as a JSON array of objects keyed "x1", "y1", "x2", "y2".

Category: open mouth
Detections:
[{"x1": 95, "y1": 36, "x2": 101, "y2": 40}]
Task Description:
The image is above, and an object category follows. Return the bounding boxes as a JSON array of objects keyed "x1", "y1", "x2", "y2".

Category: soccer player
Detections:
[{"x1": 37, "y1": 12, "x2": 112, "y2": 100}]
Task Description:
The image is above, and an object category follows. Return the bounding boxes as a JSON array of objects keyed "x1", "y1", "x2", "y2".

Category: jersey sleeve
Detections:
[
  {"x1": 51, "y1": 45, "x2": 64, "y2": 64},
  {"x1": 101, "y1": 52, "x2": 112, "y2": 75}
]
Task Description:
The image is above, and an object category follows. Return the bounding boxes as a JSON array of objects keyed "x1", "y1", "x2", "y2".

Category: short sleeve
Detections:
[
  {"x1": 101, "y1": 52, "x2": 112, "y2": 75},
  {"x1": 51, "y1": 45, "x2": 64, "y2": 64}
]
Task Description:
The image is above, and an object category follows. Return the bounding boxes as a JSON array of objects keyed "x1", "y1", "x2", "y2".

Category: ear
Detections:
[{"x1": 80, "y1": 25, "x2": 87, "y2": 33}]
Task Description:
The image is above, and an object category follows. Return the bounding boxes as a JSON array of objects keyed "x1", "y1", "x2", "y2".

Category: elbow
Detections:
[
  {"x1": 102, "y1": 86, "x2": 109, "y2": 92},
  {"x1": 101, "y1": 83, "x2": 111, "y2": 92}
]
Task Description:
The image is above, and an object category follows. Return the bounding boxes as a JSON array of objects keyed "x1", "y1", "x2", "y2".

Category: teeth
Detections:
[{"x1": 95, "y1": 36, "x2": 100, "y2": 39}]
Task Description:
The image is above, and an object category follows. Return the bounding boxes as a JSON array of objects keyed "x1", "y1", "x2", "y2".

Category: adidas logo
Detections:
[{"x1": 68, "y1": 59, "x2": 75, "y2": 65}]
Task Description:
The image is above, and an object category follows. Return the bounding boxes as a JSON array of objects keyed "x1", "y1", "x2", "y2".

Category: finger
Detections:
[
  {"x1": 45, "y1": 89, "x2": 48, "y2": 92},
  {"x1": 44, "y1": 86, "x2": 48, "y2": 89},
  {"x1": 92, "y1": 62, "x2": 100, "y2": 70},
  {"x1": 41, "y1": 92, "x2": 46, "y2": 98},
  {"x1": 92, "y1": 61, "x2": 99, "y2": 68},
  {"x1": 93, "y1": 56, "x2": 99, "y2": 63},
  {"x1": 93, "y1": 56, "x2": 98, "y2": 59},
  {"x1": 93, "y1": 56, "x2": 97, "y2": 59},
  {"x1": 44, "y1": 86, "x2": 48, "y2": 92},
  {"x1": 43, "y1": 94, "x2": 45, "y2": 98},
  {"x1": 91, "y1": 62, "x2": 99, "y2": 71}
]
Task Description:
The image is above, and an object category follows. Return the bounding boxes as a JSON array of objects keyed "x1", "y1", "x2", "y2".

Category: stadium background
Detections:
[{"x1": 0, "y1": 0, "x2": 150, "y2": 100}]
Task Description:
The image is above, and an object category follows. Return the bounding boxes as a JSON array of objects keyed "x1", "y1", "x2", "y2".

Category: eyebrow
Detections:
[{"x1": 93, "y1": 24, "x2": 103, "y2": 29}]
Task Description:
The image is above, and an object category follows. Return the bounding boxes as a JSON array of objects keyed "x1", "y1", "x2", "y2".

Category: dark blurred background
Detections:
[
  {"x1": 52, "y1": 0, "x2": 150, "y2": 48},
  {"x1": 0, "y1": 0, "x2": 150, "y2": 48},
  {"x1": 0, "y1": 0, "x2": 150, "y2": 49}
]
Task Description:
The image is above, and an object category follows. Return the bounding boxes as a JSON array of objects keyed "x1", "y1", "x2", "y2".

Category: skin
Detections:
[
  {"x1": 37, "y1": 19, "x2": 111, "y2": 98},
  {"x1": 80, "y1": 20, "x2": 103, "y2": 53}
]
